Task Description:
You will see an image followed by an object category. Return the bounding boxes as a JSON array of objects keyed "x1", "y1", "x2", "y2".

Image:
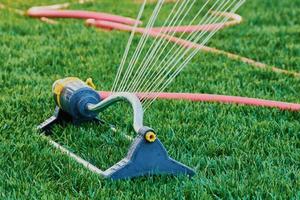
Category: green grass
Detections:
[{"x1": 1, "y1": 0, "x2": 300, "y2": 199}]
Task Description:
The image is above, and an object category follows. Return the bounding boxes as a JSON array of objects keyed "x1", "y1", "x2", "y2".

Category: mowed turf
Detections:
[{"x1": 0, "y1": 0, "x2": 299, "y2": 199}]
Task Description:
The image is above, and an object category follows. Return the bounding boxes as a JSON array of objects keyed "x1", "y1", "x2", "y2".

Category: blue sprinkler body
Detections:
[
  {"x1": 38, "y1": 77, "x2": 195, "y2": 180},
  {"x1": 52, "y1": 77, "x2": 101, "y2": 122}
]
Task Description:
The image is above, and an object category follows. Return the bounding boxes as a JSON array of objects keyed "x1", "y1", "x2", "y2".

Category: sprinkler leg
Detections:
[
  {"x1": 38, "y1": 107, "x2": 72, "y2": 134},
  {"x1": 104, "y1": 134, "x2": 195, "y2": 180},
  {"x1": 38, "y1": 107, "x2": 104, "y2": 134}
]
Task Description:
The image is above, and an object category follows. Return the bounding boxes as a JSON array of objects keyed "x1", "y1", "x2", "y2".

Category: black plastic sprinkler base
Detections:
[{"x1": 38, "y1": 77, "x2": 195, "y2": 180}]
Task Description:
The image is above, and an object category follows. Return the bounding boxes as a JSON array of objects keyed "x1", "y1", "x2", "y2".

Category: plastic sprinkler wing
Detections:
[{"x1": 38, "y1": 77, "x2": 195, "y2": 180}]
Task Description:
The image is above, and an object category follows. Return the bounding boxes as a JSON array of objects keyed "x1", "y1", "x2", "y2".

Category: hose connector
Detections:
[{"x1": 52, "y1": 77, "x2": 101, "y2": 120}]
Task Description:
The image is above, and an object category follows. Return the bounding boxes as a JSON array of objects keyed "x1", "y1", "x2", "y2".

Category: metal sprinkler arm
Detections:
[{"x1": 87, "y1": 92, "x2": 144, "y2": 133}]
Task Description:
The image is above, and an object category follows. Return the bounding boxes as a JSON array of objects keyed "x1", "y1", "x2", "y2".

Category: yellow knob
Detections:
[
  {"x1": 86, "y1": 78, "x2": 96, "y2": 89},
  {"x1": 145, "y1": 131, "x2": 156, "y2": 142}
]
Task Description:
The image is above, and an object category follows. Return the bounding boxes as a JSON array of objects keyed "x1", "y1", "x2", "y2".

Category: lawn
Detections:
[{"x1": 0, "y1": 0, "x2": 299, "y2": 199}]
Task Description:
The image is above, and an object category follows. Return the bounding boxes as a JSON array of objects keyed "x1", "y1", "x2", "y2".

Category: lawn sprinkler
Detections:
[
  {"x1": 36, "y1": 0, "x2": 248, "y2": 181},
  {"x1": 38, "y1": 77, "x2": 195, "y2": 180}
]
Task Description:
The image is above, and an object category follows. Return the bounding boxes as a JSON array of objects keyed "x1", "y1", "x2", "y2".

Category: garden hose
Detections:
[
  {"x1": 99, "y1": 91, "x2": 300, "y2": 112},
  {"x1": 27, "y1": 8, "x2": 142, "y2": 25}
]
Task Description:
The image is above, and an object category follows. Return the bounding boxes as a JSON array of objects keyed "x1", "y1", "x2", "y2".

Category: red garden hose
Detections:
[
  {"x1": 99, "y1": 91, "x2": 300, "y2": 112},
  {"x1": 28, "y1": 7, "x2": 295, "y2": 77},
  {"x1": 27, "y1": 9, "x2": 142, "y2": 25},
  {"x1": 25, "y1": 7, "x2": 300, "y2": 112},
  {"x1": 86, "y1": 19, "x2": 213, "y2": 51},
  {"x1": 149, "y1": 12, "x2": 242, "y2": 33},
  {"x1": 86, "y1": 19, "x2": 300, "y2": 78}
]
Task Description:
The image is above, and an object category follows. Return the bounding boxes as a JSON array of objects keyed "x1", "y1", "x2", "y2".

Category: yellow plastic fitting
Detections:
[
  {"x1": 86, "y1": 78, "x2": 96, "y2": 89},
  {"x1": 145, "y1": 131, "x2": 156, "y2": 142},
  {"x1": 53, "y1": 77, "x2": 79, "y2": 107},
  {"x1": 53, "y1": 77, "x2": 97, "y2": 108}
]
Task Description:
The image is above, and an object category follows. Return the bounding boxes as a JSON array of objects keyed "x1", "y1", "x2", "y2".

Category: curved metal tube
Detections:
[{"x1": 87, "y1": 92, "x2": 144, "y2": 133}]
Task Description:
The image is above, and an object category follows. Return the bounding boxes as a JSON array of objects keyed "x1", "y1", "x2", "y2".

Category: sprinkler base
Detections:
[{"x1": 38, "y1": 107, "x2": 195, "y2": 180}]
